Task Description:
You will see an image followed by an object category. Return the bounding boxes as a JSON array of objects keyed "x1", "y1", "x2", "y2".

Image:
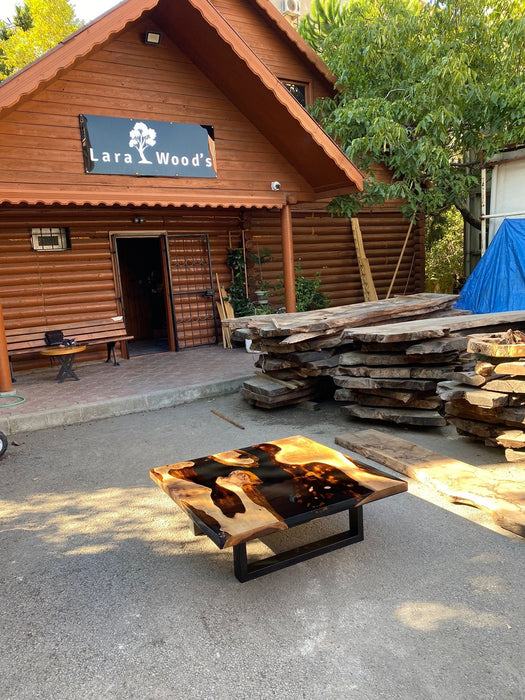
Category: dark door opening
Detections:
[{"x1": 116, "y1": 237, "x2": 171, "y2": 357}]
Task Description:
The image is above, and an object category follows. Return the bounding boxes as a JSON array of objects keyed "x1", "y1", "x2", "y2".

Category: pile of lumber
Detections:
[
  {"x1": 438, "y1": 330, "x2": 525, "y2": 461},
  {"x1": 332, "y1": 334, "x2": 467, "y2": 427},
  {"x1": 223, "y1": 293, "x2": 461, "y2": 409},
  {"x1": 335, "y1": 314, "x2": 525, "y2": 427},
  {"x1": 223, "y1": 295, "x2": 525, "y2": 413},
  {"x1": 241, "y1": 372, "x2": 319, "y2": 409}
]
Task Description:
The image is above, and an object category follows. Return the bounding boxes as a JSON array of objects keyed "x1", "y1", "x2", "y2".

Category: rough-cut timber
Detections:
[
  {"x1": 223, "y1": 293, "x2": 458, "y2": 336},
  {"x1": 335, "y1": 428, "x2": 525, "y2": 537},
  {"x1": 341, "y1": 404, "x2": 446, "y2": 427},
  {"x1": 467, "y1": 330, "x2": 525, "y2": 358},
  {"x1": 342, "y1": 311, "x2": 525, "y2": 343},
  {"x1": 440, "y1": 329, "x2": 525, "y2": 461},
  {"x1": 230, "y1": 294, "x2": 462, "y2": 410}
]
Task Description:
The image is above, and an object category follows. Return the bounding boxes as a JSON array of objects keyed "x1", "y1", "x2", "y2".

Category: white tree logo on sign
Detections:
[{"x1": 129, "y1": 122, "x2": 157, "y2": 163}]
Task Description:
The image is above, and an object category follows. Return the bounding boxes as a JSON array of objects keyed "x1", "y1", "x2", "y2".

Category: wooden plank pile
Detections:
[
  {"x1": 332, "y1": 334, "x2": 466, "y2": 427},
  {"x1": 333, "y1": 313, "x2": 525, "y2": 426},
  {"x1": 241, "y1": 371, "x2": 319, "y2": 409},
  {"x1": 224, "y1": 293, "x2": 461, "y2": 409},
  {"x1": 438, "y1": 329, "x2": 525, "y2": 461}
]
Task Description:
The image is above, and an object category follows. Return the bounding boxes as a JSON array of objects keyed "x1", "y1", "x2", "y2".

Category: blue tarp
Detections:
[{"x1": 456, "y1": 218, "x2": 525, "y2": 313}]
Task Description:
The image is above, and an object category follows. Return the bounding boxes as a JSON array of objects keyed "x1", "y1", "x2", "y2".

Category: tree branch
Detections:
[
  {"x1": 456, "y1": 203, "x2": 481, "y2": 230},
  {"x1": 450, "y1": 161, "x2": 482, "y2": 169}
]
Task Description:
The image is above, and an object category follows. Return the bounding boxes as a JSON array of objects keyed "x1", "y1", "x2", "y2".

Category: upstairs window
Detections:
[
  {"x1": 282, "y1": 81, "x2": 308, "y2": 108},
  {"x1": 30, "y1": 227, "x2": 71, "y2": 251}
]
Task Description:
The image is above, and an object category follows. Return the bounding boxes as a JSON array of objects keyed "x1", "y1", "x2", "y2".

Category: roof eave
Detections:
[
  {"x1": 247, "y1": 0, "x2": 337, "y2": 87},
  {"x1": 0, "y1": 0, "x2": 159, "y2": 116}
]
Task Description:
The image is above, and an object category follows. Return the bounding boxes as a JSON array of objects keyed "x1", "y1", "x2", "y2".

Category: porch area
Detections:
[{"x1": 0, "y1": 345, "x2": 257, "y2": 435}]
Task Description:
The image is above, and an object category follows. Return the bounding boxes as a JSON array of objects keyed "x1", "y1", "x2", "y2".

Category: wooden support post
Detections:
[
  {"x1": 281, "y1": 204, "x2": 296, "y2": 313},
  {"x1": 0, "y1": 300, "x2": 13, "y2": 393}
]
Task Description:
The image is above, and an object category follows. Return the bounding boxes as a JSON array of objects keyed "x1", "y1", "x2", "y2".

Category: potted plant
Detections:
[{"x1": 249, "y1": 246, "x2": 272, "y2": 305}]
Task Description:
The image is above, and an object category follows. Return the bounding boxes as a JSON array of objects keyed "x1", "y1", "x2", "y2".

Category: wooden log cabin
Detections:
[{"x1": 0, "y1": 0, "x2": 424, "y2": 381}]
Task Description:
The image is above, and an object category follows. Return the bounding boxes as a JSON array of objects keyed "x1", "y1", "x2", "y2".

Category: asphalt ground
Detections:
[{"x1": 1, "y1": 394, "x2": 524, "y2": 699}]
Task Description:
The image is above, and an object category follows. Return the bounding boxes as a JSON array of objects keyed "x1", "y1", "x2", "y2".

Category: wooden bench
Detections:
[{"x1": 6, "y1": 316, "x2": 133, "y2": 378}]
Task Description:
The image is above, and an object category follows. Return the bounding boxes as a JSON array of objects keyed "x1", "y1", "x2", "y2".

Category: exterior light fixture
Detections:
[
  {"x1": 133, "y1": 216, "x2": 146, "y2": 224},
  {"x1": 144, "y1": 31, "x2": 162, "y2": 45},
  {"x1": 270, "y1": 181, "x2": 281, "y2": 191}
]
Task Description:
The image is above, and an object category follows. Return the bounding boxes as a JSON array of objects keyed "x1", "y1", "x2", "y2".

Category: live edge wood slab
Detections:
[
  {"x1": 150, "y1": 435, "x2": 407, "y2": 581},
  {"x1": 335, "y1": 429, "x2": 525, "y2": 538}
]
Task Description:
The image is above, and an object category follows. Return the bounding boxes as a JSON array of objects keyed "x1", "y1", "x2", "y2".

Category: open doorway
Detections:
[{"x1": 116, "y1": 236, "x2": 172, "y2": 357}]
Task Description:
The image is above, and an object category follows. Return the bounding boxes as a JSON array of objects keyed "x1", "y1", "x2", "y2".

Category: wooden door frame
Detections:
[{"x1": 110, "y1": 231, "x2": 176, "y2": 352}]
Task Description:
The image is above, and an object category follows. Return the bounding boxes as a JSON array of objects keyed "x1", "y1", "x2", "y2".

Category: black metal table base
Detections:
[
  {"x1": 232, "y1": 508, "x2": 364, "y2": 583},
  {"x1": 55, "y1": 354, "x2": 80, "y2": 382}
]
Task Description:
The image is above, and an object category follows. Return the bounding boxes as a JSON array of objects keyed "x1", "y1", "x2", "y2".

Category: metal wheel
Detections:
[{"x1": 0, "y1": 431, "x2": 7, "y2": 458}]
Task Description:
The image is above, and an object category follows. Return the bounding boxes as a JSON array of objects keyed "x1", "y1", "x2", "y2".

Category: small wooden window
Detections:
[
  {"x1": 282, "y1": 81, "x2": 308, "y2": 107},
  {"x1": 31, "y1": 227, "x2": 71, "y2": 251}
]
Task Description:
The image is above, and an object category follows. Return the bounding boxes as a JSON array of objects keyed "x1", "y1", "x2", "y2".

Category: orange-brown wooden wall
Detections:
[
  {"x1": 245, "y1": 208, "x2": 424, "y2": 307},
  {"x1": 1, "y1": 203, "x2": 423, "y2": 371},
  {"x1": 0, "y1": 17, "x2": 314, "y2": 205},
  {"x1": 211, "y1": 0, "x2": 334, "y2": 102},
  {"x1": 0, "y1": 205, "x2": 239, "y2": 369}
]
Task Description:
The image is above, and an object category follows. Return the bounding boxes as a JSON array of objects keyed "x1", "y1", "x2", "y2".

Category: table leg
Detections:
[
  {"x1": 189, "y1": 518, "x2": 205, "y2": 537},
  {"x1": 56, "y1": 354, "x2": 80, "y2": 382},
  {"x1": 233, "y1": 507, "x2": 364, "y2": 583}
]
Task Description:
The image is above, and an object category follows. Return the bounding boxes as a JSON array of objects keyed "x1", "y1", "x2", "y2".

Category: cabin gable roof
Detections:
[{"x1": 0, "y1": 0, "x2": 362, "y2": 208}]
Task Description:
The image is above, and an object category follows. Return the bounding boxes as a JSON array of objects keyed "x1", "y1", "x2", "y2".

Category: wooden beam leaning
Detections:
[
  {"x1": 386, "y1": 216, "x2": 415, "y2": 300},
  {"x1": 351, "y1": 218, "x2": 378, "y2": 302}
]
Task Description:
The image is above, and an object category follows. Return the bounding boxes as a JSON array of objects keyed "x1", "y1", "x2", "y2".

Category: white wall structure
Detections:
[
  {"x1": 270, "y1": 0, "x2": 312, "y2": 23},
  {"x1": 488, "y1": 147, "x2": 525, "y2": 241}
]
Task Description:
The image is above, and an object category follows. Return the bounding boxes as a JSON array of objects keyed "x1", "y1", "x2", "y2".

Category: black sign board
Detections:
[{"x1": 79, "y1": 114, "x2": 217, "y2": 178}]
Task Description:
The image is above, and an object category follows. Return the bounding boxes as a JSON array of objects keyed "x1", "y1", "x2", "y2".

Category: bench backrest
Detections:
[{"x1": 6, "y1": 317, "x2": 130, "y2": 354}]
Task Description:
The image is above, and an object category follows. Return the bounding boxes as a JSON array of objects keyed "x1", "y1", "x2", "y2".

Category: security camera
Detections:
[{"x1": 270, "y1": 181, "x2": 281, "y2": 191}]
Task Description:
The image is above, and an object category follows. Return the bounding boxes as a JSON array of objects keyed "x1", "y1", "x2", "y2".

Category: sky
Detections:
[{"x1": 1, "y1": 0, "x2": 122, "y2": 23}]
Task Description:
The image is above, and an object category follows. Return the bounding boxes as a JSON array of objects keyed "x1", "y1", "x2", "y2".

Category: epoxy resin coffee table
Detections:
[{"x1": 150, "y1": 435, "x2": 407, "y2": 582}]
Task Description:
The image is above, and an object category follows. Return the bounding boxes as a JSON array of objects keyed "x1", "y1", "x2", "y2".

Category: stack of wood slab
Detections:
[
  {"x1": 336, "y1": 313, "x2": 525, "y2": 427},
  {"x1": 333, "y1": 335, "x2": 466, "y2": 427},
  {"x1": 438, "y1": 329, "x2": 525, "y2": 461},
  {"x1": 240, "y1": 371, "x2": 319, "y2": 409},
  {"x1": 223, "y1": 293, "x2": 461, "y2": 409}
]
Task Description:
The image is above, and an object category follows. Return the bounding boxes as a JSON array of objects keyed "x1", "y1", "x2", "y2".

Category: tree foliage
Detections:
[
  {"x1": 425, "y1": 208, "x2": 464, "y2": 292},
  {"x1": 0, "y1": 0, "x2": 82, "y2": 79},
  {"x1": 300, "y1": 0, "x2": 525, "y2": 226}
]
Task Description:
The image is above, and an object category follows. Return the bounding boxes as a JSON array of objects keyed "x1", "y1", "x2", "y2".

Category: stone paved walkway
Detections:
[{"x1": 0, "y1": 345, "x2": 257, "y2": 434}]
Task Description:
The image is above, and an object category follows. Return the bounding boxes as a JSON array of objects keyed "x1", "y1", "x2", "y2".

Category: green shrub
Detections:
[{"x1": 275, "y1": 264, "x2": 329, "y2": 312}]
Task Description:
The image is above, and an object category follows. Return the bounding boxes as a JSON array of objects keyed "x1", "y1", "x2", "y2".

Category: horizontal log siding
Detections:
[
  {"x1": 247, "y1": 209, "x2": 425, "y2": 307},
  {"x1": 0, "y1": 19, "x2": 313, "y2": 202},
  {"x1": 0, "y1": 205, "x2": 246, "y2": 370},
  {"x1": 0, "y1": 202, "x2": 424, "y2": 370},
  {"x1": 210, "y1": 0, "x2": 333, "y2": 102}
]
